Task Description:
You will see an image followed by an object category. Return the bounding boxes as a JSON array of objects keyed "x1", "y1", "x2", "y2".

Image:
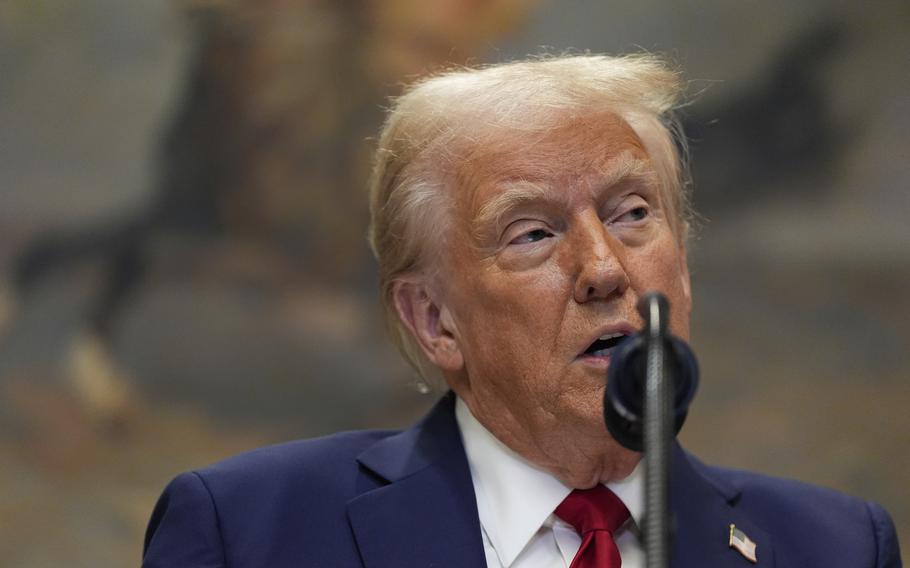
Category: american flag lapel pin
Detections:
[{"x1": 729, "y1": 524, "x2": 758, "y2": 563}]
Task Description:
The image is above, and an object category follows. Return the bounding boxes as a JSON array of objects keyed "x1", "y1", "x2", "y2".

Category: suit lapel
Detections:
[
  {"x1": 671, "y1": 444, "x2": 776, "y2": 567},
  {"x1": 347, "y1": 394, "x2": 487, "y2": 568},
  {"x1": 347, "y1": 396, "x2": 778, "y2": 568}
]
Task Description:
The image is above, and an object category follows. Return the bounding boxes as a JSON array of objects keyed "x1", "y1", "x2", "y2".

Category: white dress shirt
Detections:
[{"x1": 455, "y1": 398, "x2": 645, "y2": 568}]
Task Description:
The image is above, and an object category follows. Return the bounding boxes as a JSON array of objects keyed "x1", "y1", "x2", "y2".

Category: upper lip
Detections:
[{"x1": 577, "y1": 323, "x2": 637, "y2": 357}]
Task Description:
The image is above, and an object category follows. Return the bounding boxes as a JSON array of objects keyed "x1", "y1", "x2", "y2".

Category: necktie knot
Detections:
[
  {"x1": 555, "y1": 486, "x2": 630, "y2": 567},
  {"x1": 555, "y1": 485, "x2": 630, "y2": 536}
]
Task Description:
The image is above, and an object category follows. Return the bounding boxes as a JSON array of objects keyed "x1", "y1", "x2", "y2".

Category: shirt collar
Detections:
[{"x1": 455, "y1": 397, "x2": 643, "y2": 567}]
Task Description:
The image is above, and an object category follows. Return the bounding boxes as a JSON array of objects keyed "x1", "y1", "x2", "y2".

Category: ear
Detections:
[
  {"x1": 392, "y1": 279, "x2": 464, "y2": 372},
  {"x1": 678, "y1": 243, "x2": 692, "y2": 313}
]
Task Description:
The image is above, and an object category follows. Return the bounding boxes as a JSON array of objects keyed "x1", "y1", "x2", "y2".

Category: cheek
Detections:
[
  {"x1": 463, "y1": 261, "x2": 569, "y2": 326},
  {"x1": 453, "y1": 265, "x2": 571, "y2": 375},
  {"x1": 628, "y1": 241, "x2": 691, "y2": 336}
]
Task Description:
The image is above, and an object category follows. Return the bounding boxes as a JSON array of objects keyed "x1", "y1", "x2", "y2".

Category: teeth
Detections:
[{"x1": 598, "y1": 332, "x2": 625, "y2": 341}]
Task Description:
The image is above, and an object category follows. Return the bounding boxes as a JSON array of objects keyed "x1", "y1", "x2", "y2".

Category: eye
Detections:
[
  {"x1": 609, "y1": 195, "x2": 651, "y2": 226},
  {"x1": 509, "y1": 228, "x2": 554, "y2": 245},
  {"x1": 618, "y1": 206, "x2": 649, "y2": 222}
]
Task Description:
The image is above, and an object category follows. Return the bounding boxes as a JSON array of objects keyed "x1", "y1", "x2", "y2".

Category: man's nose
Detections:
[{"x1": 572, "y1": 215, "x2": 630, "y2": 304}]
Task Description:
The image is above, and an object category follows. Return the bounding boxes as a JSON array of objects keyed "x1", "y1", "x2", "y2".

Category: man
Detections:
[{"x1": 142, "y1": 55, "x2": 901, "y2": 567}]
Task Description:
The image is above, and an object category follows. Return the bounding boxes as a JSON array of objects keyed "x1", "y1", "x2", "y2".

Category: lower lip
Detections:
[{"x1": 577, "y1": 353, "x2": 613, "y2": 371}]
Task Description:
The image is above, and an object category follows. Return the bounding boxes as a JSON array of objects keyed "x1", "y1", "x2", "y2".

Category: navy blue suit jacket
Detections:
[{"x1": 143, "y1": 393, "x2": 901, "y2": 567}]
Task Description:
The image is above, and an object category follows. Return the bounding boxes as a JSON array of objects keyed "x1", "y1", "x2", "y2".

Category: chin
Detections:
[
  {"x1": 550, "y1": 437, "x2": 641, "y2": 489},
  {"x1": 601, "y1": 449, "x2": 642, "y2": 483}
]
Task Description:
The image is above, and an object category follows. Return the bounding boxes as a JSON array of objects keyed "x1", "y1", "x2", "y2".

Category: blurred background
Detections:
[{"x1": 1, "y1": 0, "x2": 908, "y2": 565}]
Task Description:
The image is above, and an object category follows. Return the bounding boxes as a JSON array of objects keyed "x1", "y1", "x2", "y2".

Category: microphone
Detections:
[{"x1": 603, "y1": 293, "x2": 699, "y2": 452}]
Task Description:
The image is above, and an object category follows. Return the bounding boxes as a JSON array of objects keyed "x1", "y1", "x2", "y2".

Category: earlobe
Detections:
[{"x1": 392, "y1": 279, "x2": 464, "y2": 372}]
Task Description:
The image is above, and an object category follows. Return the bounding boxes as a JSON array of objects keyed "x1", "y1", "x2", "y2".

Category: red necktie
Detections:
[{"x1": 555, "y1": 485, "x2": 630, "y2": 568}]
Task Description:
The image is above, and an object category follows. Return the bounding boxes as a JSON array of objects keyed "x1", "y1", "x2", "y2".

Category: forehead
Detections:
[{"x1": 454, "y1": 112, "x2": 652, "y2": 215}]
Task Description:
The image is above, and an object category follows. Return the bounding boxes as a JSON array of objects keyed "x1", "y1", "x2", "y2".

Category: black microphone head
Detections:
[{"x1": 603, "y1": 333, "x2": 699, "y2": 452}]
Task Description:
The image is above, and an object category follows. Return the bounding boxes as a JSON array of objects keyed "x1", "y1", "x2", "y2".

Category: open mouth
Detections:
[{"x1": 581, "y1": 332, "x2": 628, "y2": 358}]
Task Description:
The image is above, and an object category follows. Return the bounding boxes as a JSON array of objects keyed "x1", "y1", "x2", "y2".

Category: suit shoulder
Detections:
[
  {"x1": 193, "y1": 428, "x2": 397, "y2": 496},
  {"x1": 705, "y1": 462, "x2": 871, "y2": 517},
  {"x1": 206, "y1": 428, "x2": 396, "y2": 472},
  {"x1": 703, "y1": 462, "x2": 901, "y2": 564},
  {"x1": 147, "y1": 429, "x2": 401, "y2": 566}
]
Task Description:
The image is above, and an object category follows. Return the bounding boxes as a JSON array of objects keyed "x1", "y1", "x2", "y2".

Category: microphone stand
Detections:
[
  {"x1": 603, "y1": 292, "x2": 698, "y2": 568},
  {"x1": 640, "y1": 293, "x2": 672, "y2": 568}
]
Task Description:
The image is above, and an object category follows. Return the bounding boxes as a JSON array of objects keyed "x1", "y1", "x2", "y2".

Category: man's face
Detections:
[{"x1": 435, "y1": 112, "x2": 692, "y2": 488}]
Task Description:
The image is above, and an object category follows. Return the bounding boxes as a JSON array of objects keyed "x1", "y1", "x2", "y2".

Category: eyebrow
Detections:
[
  {"x1": 473, "y1": 181, "x2": 551, "y2": 237},
  {"x1": 472, "y1": 154, "x2": 656, "y2": 235}
]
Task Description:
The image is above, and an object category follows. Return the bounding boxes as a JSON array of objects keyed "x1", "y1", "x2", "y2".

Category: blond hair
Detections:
[{"x1": 368, "y1": 54, "x2": 690, "y2": 387}]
